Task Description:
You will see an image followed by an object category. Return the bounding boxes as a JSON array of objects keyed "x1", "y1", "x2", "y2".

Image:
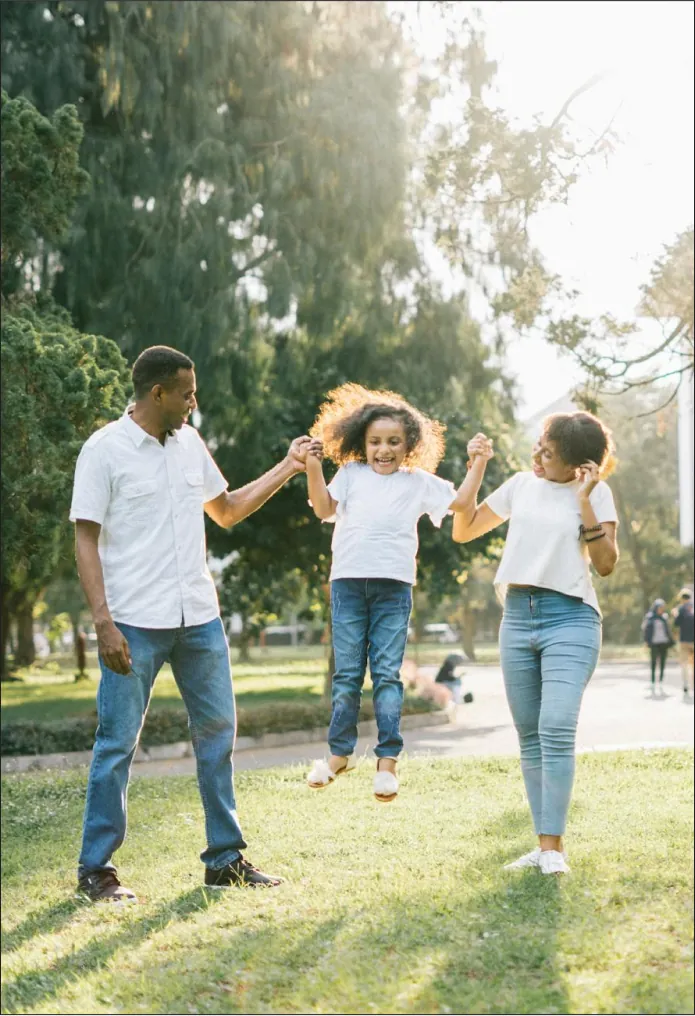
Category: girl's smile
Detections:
[{"x1": 365, "y1": 417, "x2": 407, "y2": 474}]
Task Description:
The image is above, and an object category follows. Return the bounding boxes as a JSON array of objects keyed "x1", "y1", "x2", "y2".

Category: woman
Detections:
[
  {"x1": 453, "y1": 412, "x2": 619, "y2": 876},
  {"x1": 642, "y1": 599, "x2": 675, "y2": 692}
]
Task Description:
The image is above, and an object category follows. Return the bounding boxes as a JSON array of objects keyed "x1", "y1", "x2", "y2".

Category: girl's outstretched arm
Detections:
[
  {"x1": 451, "y1": 433, "x2": 504, "y2": 543},
  {"x1": 306, "y1": 443, "x2": 338, "y2": 520}
]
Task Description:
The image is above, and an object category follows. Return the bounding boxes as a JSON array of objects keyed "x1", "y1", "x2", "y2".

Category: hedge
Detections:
[{"x1": 0, "y1": 696, "x2": 435, "y2": 757}]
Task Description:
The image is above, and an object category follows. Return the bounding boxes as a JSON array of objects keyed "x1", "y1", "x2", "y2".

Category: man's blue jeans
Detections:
[
  {"x1": 500, "y1": 587, "x2": 601, "y2": 837},
  {"x1": 329, "y1": 579, "x2": 412, "y2": 759},
  {"x1": 78, "y1": 617, "x2": 246, "y2": 875}
]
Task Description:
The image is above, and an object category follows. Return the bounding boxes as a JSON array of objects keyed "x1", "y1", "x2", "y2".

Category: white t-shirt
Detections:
[
  {"x1": 325, "y1": 462, "x2": 457, "y2": 585},
  {"x1": 484, "y1": 471, "x2": 618, "y2": 616}
]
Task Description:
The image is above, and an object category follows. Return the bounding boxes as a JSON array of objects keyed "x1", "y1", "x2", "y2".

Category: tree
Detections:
[
  {"x1": 1, "y1": 90, "x2": 130, "y2": 678},
  {"x1": 0, "y1": 90, "x2": 89, "y2": 274},
  {"x1": 542, "y1": 228, "x2": 694, "y2": 404},
  {"x1": 588, "y1": 389, "x2": 693, "y2": 641}
]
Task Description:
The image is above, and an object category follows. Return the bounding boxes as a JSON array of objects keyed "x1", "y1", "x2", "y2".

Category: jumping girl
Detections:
[
  {"x1": 303, "y1": 384, "x2": 476, "y2": 802},
  {"x1": 453, "y1": 413, "x2": 619, "y2": 875}
]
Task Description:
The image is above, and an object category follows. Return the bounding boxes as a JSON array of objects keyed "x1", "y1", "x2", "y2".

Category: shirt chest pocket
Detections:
[
  {"x1": 120, "y1": 479, "x2": 159, "y2": 524},
  {"x1": 183, "y1": 471, "x2": 205, "y2": 515}
]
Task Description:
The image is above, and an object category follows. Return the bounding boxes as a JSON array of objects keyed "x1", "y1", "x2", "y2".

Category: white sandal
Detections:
[
  {"x1": 307, "y1": 756, "x2": 355, "y2": 789},
  {"x1": 374, "y1": 759, "x2": 399, "y2": 802}
]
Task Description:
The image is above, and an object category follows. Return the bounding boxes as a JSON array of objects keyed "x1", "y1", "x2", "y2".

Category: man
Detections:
[
  {"x1": 70, "y1": 345, "x2": 312, "y2": 902},
  {"x1": 672, "y1": 588, "x2": 694, "y2": 696}
]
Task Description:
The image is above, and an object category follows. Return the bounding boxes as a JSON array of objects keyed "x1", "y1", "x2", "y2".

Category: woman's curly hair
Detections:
[
  {"x1": 543, "y1": 411, "x2": 617, "y2": 478},
  {"x1": 310, "y1": 383, "x2": 446, "y2": 473}
]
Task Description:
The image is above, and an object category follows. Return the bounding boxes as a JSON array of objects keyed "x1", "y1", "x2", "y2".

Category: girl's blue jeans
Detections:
[
  {"x1": 329, "y1": 578, "x2": 412, "y2": 759},
  {"x1": 78, "y1": 617, "x2": 246, "y2": 876},
  {"x1": 500, "y1": 587, "x2": 601, "y2": 837}
]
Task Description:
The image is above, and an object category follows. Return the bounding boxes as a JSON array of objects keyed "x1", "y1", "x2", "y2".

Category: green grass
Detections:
[
  {"x1": 1, "y1": 750, "x2": 693, "y2": 1014},
  {"x1": 1, "y1": 660, "x2": 327, "y2": 725}
]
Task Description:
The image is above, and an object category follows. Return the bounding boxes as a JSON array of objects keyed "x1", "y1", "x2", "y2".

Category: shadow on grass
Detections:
[
  {"x1": 0, "y1": 886, "x2": 227, "y2": 1014},
  {"x1": 2, "y1": 897, "x2": 84, "y2": 955}
]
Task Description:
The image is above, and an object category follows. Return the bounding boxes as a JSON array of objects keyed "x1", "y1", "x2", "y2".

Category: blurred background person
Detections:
[
  {"x1": 672, "y1": 589, "x2": 694, "y2": 697},
  {"x1": 642, "y1": 599, "x2": 675, "y2": 694}
]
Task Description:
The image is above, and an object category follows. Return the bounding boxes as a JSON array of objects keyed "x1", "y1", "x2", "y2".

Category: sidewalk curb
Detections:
[{"x1": 1, "y1": 710, "x2": 450, "y2": 775}]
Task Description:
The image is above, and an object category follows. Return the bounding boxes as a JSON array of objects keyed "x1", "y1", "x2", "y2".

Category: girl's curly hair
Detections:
[{"x1": 310, "y1": 383, "x2": 446, "y2": 473}]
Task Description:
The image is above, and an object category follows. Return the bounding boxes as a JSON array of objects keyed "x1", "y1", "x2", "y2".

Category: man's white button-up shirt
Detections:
[{"x1": 70, "y1": 410, "x2": 228, "y2": 628}]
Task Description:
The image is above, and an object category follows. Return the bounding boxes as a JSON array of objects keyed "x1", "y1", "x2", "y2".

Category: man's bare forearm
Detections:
[
  {"x1": 223, "y1": 458, "x2": 298, "y2": 528},
  {"x1": 75, "y1": 523, "x2": 113, "y2": 628}
]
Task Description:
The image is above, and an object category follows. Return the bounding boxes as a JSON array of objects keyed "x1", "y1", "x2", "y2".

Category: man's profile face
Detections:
[{"x1": 155, "y1": 368, "x2": 198, "y2": 431}]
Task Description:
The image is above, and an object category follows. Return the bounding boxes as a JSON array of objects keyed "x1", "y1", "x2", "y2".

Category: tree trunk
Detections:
[
  {"x1": 237, "y1": 619, "x2": 252, "y2": 664},
  {"x1": 1, "y1": 599, "x2": 12, "y2": 681},
  {"x1": 461, "y1": 605, "x2": 477, "y2": 662},
  {"x1": 323, "y1": 618, "x2": 334, "y2": 703},
  {"x1": 15, "y1": 602, "x2": 36, "y2": 668},
  {"x1": 75, "y1": 628, "x2": 88, "y2": 680},
  {"x1": 612, "y1": 476, "x2": 651, "y2": 611}
]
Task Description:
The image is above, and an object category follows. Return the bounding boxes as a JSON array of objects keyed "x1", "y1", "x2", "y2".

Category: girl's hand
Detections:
[
  {"x1": 577, "y1": 460, "x2": 600, "y2": 500},
  {"x1": 467, "y1": 433, "x2": 494, "y2": 465},
  {"x1": 307, "y1": 439, "x2": 324, "y2": 461}
]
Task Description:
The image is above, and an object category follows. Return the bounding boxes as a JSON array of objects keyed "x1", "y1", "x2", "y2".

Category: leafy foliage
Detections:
[
  {"x1": 590, "y1": 390, "x2": 693, "y2": 641},
  {"x1": 0, "y1": 89, "x2": 89, "y2": 273}
]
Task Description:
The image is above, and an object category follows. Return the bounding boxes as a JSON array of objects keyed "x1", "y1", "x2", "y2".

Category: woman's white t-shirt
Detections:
[
  {"x1": 484, "y1": 471, "x2": 618, "y2": 615},
  {"x1": 325, "y1": 462, "x2": 457, "y2": 585}
]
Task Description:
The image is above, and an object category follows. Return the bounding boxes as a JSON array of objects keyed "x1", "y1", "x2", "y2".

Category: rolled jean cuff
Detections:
[{"x1": 204, "y1": 848, "x2": 243, "y2": 870}]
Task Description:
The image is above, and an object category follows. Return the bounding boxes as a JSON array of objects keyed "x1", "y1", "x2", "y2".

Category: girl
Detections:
[
  {"x1": 303, "y1": 383, "x2": 473, "y2": 802},
  {"x1": 453, "y1": 412, "x2": 619, "y2": 875}
]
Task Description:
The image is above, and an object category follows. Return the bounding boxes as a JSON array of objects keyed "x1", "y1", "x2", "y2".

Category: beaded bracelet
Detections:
[{"x1": 580, "y1": 523, "x2": 603, "y2": 536}]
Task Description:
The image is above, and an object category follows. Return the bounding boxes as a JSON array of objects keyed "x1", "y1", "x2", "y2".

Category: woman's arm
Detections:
[
  {"x1": 577, "y1": 462, "x2": 619, "y2": 577},
  {"x1": 306, "y1": 446, "x2": 338, "y2": 520},
  {"x1": 451, "y1": 433, "x2": 505, "y2": 543}
]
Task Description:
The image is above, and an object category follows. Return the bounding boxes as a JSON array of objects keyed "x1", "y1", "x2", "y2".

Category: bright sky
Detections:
[{"x1": 400, "y1": 0, "x2": 694, "y2": 418}]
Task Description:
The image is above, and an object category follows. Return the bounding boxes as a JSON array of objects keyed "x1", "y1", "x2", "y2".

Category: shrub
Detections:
[{"x1": 0, "y1": 696, "x2": 435, "y2": 757}]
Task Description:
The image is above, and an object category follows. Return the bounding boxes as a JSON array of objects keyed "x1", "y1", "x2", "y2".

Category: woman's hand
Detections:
[
  {"x1": 467, "y1": 433, "x2": 494, "y2": 467},
  {"x1": 577, "y1": 460, "x2": 600, "y2": 501}
]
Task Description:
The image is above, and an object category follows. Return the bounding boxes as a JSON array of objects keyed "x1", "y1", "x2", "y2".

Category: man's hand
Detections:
[
  {"x1": 285, "y1": 435, "x2": 313, "y2": 473},
  {"x1": 96, "y1": 619, "x2": 132, "y2": 675}
]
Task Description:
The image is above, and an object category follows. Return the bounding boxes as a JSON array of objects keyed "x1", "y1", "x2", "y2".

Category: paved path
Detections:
[{"x1": 133, "y1": 659, "x2": 693, "y2": 779}]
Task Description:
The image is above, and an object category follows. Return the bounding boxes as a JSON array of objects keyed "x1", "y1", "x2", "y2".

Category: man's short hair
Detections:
[{"x1": 132, "y1": 346, "x2": 194, "y2": 400}]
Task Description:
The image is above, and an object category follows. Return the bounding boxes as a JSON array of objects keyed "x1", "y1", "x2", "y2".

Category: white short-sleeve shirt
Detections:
[
  {"x1": 484, "y1": 471, "x2": 618, "y2": 615},
  {"x1": 70, "y1": 410, "x2": 228, "y2": 628},
  {"x1": 324, "y1": 462, "x2": 456, "y2": 585}
]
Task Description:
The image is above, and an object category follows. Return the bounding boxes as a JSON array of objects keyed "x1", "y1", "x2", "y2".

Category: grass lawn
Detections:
[
  {"x1": 1, "y1": 749, "x2": 692, "y2": 1015},
  {"x1": 2, "y1": 644, "x2": 650, "y2": 727},
  {"x1": 1, "y1": 659, "x2": 327, "y2": 725}
]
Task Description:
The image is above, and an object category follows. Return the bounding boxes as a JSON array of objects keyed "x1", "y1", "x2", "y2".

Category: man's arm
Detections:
[
  {"x1": 74, "y1": 520, "x2": 132, "y2": 675},
  {"x1": 204, "y1": 436, "x2": 312, "y2": 530}
]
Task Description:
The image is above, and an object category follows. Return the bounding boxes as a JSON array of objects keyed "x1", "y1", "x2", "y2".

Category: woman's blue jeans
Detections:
[
  {"x1": 78, "y1": 617, "x2": 246, "y2": 876},
  {"x1": 500, "y1": 587, "x2": 601, "y2": 837},
  {"x1": 329, "y1": 579, "x2": 412, "y2": 759}
]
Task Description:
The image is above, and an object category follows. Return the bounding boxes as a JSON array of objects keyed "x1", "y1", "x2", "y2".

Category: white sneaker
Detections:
[
  {"x1": 373, "y1": 769, "x2": 399, "y2": 802},
  {"x1": 539, "y1": 849, "x2": 571, "y2": 875},
  {"x1": 307, "y1": 756, "x2": 355, "y2": 788},
  {"x1": 503, "y1": 847, "x2": 542, "y2": 870}
]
